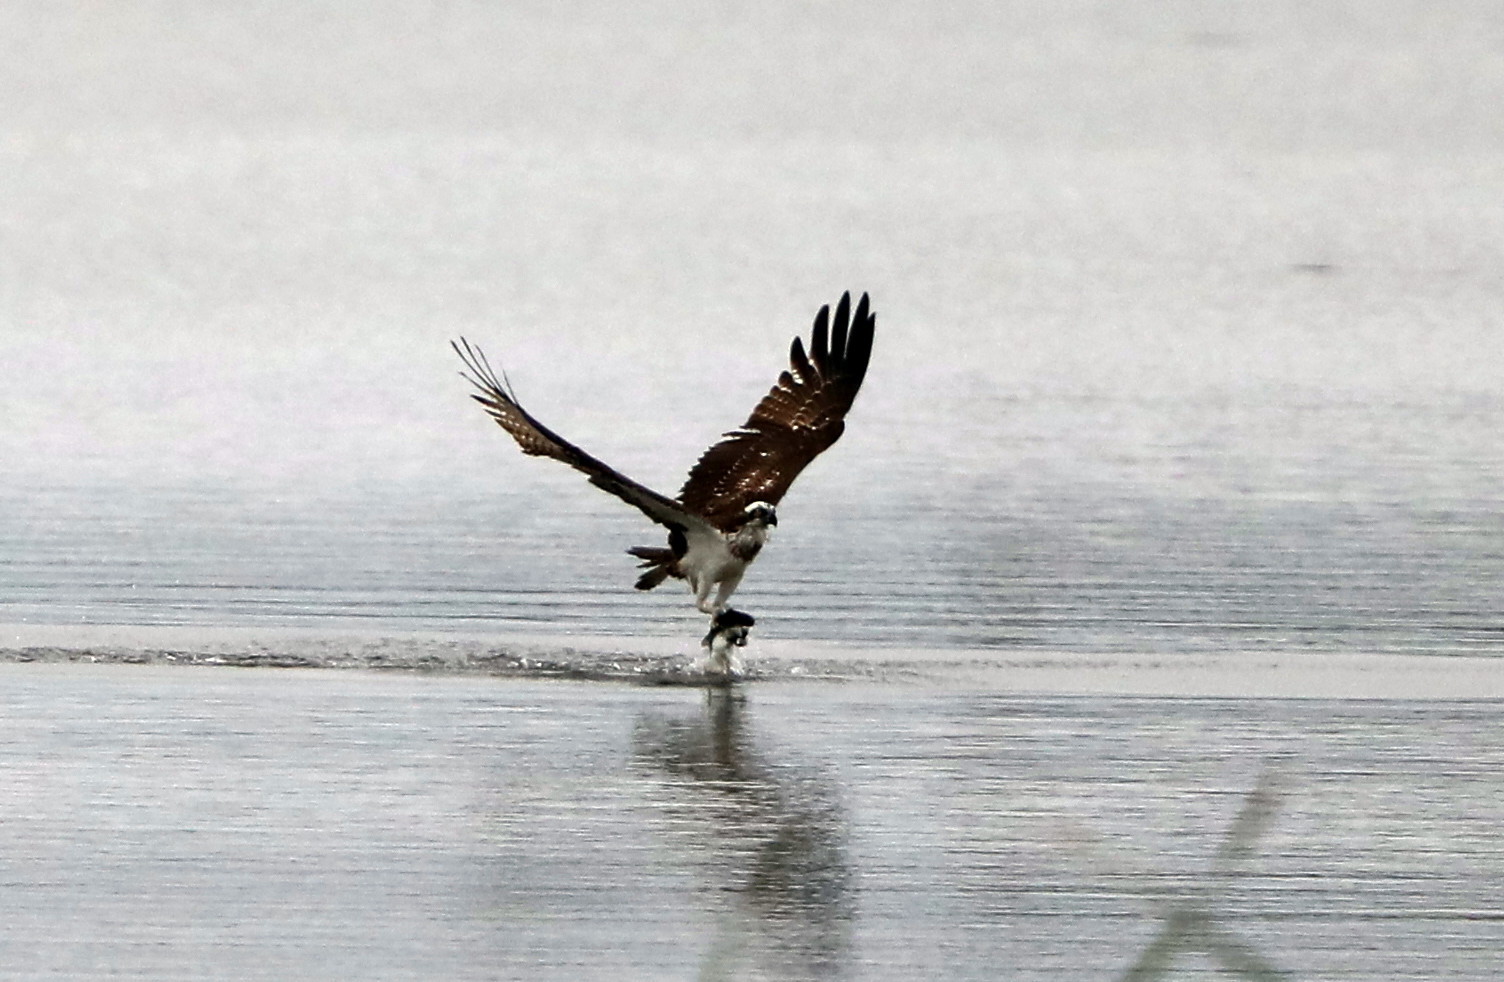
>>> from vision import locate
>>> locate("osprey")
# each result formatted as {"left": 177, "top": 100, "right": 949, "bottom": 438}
{"left": 453, "top": 292, "right": 875, "bottom": 658}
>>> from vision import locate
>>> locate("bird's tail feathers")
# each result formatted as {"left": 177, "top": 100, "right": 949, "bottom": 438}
{"left": 627, "top": 546, "right": 679, "bottom": 590}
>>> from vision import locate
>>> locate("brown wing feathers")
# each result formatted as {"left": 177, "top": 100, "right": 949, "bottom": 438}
{"left": 454, "top": 292, "right": 874, "bottom": 535}
{"left": 676, "top": 292, "right": 875, "bottom": 530}
{"left": 451, "top": 338, "right": 694, "bottom": 532}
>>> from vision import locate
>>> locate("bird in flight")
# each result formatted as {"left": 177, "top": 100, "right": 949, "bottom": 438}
{"left": 453, "top": 292, "right": 875, "bottom": 668}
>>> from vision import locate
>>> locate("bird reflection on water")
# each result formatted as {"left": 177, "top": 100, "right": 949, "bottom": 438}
{"left": 633, "top": 690, "right": 854, "bottom": 981}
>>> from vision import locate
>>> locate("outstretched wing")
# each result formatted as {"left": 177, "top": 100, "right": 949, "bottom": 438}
{"left": 453, "top": 338, "right": 709, "bottom": 535}
{"left": 678, "top": 292, "right": 875, "bottom": 531}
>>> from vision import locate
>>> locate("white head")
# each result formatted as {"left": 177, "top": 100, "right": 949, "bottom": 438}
{"left": 741, "top": 501, "right": 778, "bottom": 528}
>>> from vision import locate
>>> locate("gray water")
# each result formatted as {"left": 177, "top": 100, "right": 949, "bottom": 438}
{"left": 3, "top": 4, "right": 1504, "bottom": 978}
{"left": 2, "top": 664, "right": 1500, "bottom": 981}
{"left": 4, "top": 1, "right": 1504, "bottom": 653}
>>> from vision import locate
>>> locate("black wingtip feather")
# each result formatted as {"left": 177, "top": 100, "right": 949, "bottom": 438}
{"left": 789, "top": 335, "right": 813, "bottom": 382}
{"left": 829, "top": 292, "right": 850, "bottom": 373}
{"left": 853, "top": 292, "right": 870, "bottom": 331}
{"left": 845, "top": 298, "right": 875, "bottom": 398}
{"left": 453, "top": 337, "right": 523, "bottom": 410}
{"left": 810, "top": 304, "right": 830, "bottom": 373}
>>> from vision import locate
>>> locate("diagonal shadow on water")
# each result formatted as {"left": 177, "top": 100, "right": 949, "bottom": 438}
{"left": 1094, "top": 768, "right": 1293, "bottom": 981}
{"left": 632, "top": 690, "right": 854, "bottom": 982}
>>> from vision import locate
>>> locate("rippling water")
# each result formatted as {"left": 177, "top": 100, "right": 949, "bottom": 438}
{"left": 3, "top": 4, "right": 1504, "bottom": 978}
{"left": 5, "top": 6, "right": 1504, "bottom": 654}
{"left": 2, "top": 665, "right": 1499, "bottom": 981}
{"left": 4, "top": 385, "right": 1502, "bottom": 652}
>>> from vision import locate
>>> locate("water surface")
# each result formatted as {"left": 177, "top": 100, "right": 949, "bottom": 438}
{"left": 1, "top": 664, "right": 1498, "bottom": 981}
{"left": 4, "top": 3, "right": 1504, "bottom": 655}
{"left": 2, "top": 6, "right": 1502, "bottom": 977}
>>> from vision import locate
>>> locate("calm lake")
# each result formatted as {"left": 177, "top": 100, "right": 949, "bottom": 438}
{"left": 3, "top": 2, "right": 1503, "bottom": 978}
{"left": 1, "top": 665, "right": 1500, "bottom": 981}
